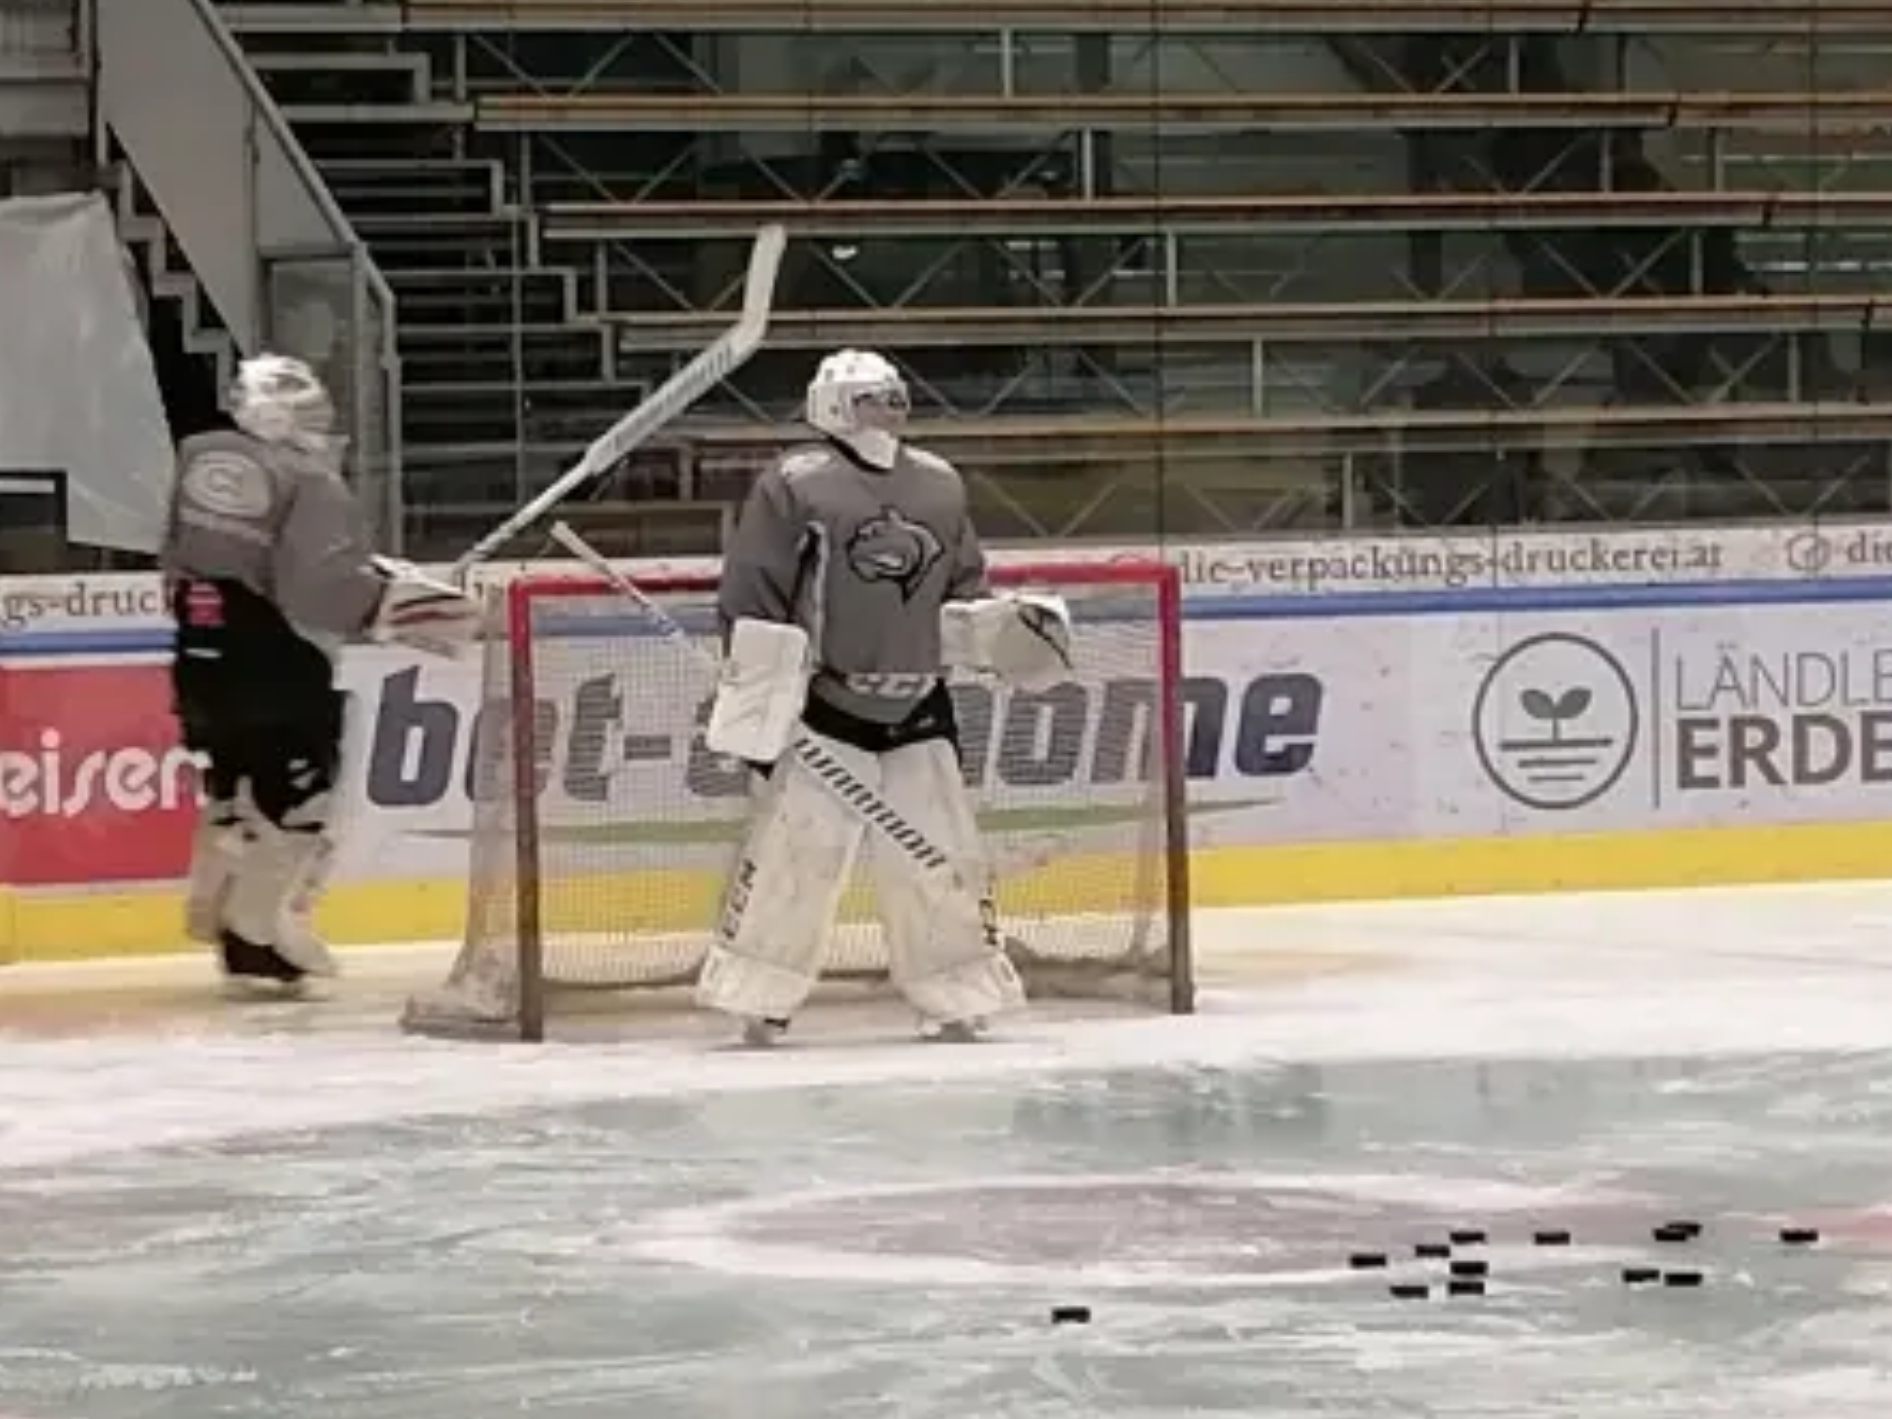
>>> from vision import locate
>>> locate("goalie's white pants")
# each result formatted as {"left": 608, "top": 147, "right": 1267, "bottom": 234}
{"left": 696, "top": 732, "right": 1025, "bottom": 1026}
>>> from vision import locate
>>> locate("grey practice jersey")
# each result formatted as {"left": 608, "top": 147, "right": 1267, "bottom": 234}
{"left": 161, "top": 430, "right": 386, "bottom": 648}
{"left": 719, "top": 441, "right": 988, "bottom": 725}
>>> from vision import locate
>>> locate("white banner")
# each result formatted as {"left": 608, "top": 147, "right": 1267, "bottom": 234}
{"left": 0, "top": 192, "right": 172, "bottom": 554}
{"left": 278, "top": 585, "right": 1892, "bottom": 887}
{"left": 12, "top": 522, "right": 1892, "bottom": 643}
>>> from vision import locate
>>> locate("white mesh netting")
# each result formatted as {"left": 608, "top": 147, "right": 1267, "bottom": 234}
{"left": 402, "top": 564, "right": 1188, "bottom": 1037}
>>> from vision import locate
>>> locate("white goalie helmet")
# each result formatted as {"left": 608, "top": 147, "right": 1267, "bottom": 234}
{"left": 805, "top": 348, "right": 909, "bottom": 470}
{"left": 228, "top": 353, "right": 337, "bottom": 454}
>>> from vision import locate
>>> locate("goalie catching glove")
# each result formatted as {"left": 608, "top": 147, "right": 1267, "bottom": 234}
{"left": 706, "top": 618, "right": 811, "bottom": 764}
{"left": 940, "top": 593, "right": 1073, "bottom": 689}
{"left": 370, "top": 556, "right": 480, "bottom": 658}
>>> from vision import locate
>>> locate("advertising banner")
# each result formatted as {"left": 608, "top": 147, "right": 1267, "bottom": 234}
{"left": 8, "top": 561, "right": 1892, "bottom": 911}
{"left": 0, "top": 660, "right": 200, "bottom": 885}
{"left": 9, "top": 518, "right": 1892, "bottom": 647}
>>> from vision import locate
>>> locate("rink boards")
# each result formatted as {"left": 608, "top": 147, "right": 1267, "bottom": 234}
{"left": 8, "top": 528, "right": 1892, "bottom": 963}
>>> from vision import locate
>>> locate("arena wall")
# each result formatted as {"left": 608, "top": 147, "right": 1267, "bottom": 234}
{"left": 6, "top": 522, "right": 1892, "bottom": 964}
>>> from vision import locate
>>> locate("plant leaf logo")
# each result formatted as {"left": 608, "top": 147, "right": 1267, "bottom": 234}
{"left": 1472, "top": 633, "right": 1639, "bottom": 811}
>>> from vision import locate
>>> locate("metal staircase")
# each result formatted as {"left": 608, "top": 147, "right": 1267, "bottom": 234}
{"left": 111, "top": 158, "right": 239, "bottom": 395}
{"left": 218, "top": 7, "right": 618, "bottom": 518}
{"left": 215, "top": 2, "right": 727, "bottom": 553}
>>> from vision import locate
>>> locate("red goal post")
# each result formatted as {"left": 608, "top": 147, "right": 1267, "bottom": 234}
{"left": 402, "top": 559, "right": 1193, "bottom": 1041}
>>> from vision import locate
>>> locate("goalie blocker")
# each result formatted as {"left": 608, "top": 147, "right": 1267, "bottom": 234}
{"left": 401, "top": 562, "right": 1192, "bottom": 1042}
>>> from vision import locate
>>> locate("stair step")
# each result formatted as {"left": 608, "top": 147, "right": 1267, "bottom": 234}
{"left": 323, "top": 159, "right": 501, "bottom": 206}
{"left": 354, "top": 211, "right": 524, "bottom": 232}
{"left": 222, "top": 4, "right": 405, "bottom": 34}
{"left": 404, "top": 377, "right": 648, "bottom": 402}
{"left": 252, "top": 51, "right": 425, "bottom": 76}
{"left": 280, "top": 101, "right": 472, "bottom": 126}
{"left": 401, "top": 321, "right": 603, "bottom": 342}
{"left": 385, "top": 266, "right": 571, "bottom": 289}
{"left": 400, "top": 325, "right": 611, "bottom": 383}
{"left": 320, "top": 157, "right": 500, "bottom": 177}
{"left": 252, "top": 51, "right": 428, "bottom": 105}
{"left": 334, "top": 187, "right": 499, "bottom": 217}
{"left": 300, "top": 130, "right": 466, "bottom": 164}
{"left": 398, "top": 289, "right": 573, "bottom": 322}
{"left": 404, "top": 351, "right": 611, "bottom": 383}
{"left": 372, "top": 243, "right": 526, "bottom": 272}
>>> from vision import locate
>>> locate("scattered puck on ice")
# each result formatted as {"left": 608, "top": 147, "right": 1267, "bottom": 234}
{"left": 1348, "top": 1252, "right": 1390, "bottom": 1270}
{"left": 1664, "top": 1221, "right": 1703, "bottom": 1239}
{"left": 1450, "top": 1260, "right": 1490, "bottom": 1278}
{"left": 1447, "top": 1279, "right": 1487, "bottom": 1297}
{"left": 1415, "top": 1243, "right": 1453, "bottom": 1259}
{"left": 1051, "top": 1305, "right": 1092, "bottom": 1325}
{"left": 1390, "top": 1283, "right": 1431, "bottom": 1300}
{"left": 1780, "top": 1227, "right": 1821, "bottom": 1246}
{"left": 1622, "top": 1267, "right": 1661, "bottom": 1285}
{"left": 1663, "top": 1271, "right": 1705, "bottom": 1289}
{"left": 1533, "top": 1230, "right": 1573, "bottom": 1246}
{"left": 1449, "top": 1229, "right": 1488, "bottom": 1246}
{"left": 1653, "top": 1224, "right": 1697, "bottom": 1244}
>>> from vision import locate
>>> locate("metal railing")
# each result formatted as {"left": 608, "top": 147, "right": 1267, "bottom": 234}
{"left": 96, "top": 0, "right": 405, "bottom": 546}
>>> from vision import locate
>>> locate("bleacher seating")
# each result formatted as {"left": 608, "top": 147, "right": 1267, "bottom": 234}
{"left": 206, "top": 0, "right": 1892, "bottom": 545}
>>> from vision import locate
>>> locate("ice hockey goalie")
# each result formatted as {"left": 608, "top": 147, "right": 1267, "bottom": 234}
{"left": 696, "top": 349, "right": 1072, "bottom": 1046}
{"left": 161, "top": 355, "right": 477, "bottom": 990}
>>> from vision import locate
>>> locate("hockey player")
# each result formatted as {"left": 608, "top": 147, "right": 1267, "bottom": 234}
{"left": 696, "top": 349, "right": 1073, "bottom": 1045}
{"left": 163, "top": 354, "right": 477, "bottom": 989}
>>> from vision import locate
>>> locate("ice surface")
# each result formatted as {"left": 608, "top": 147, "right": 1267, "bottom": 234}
{"left": 5, "top": 885, "right": 1892, "bottom": 1417}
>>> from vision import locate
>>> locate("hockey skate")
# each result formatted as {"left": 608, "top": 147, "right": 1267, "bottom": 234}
{"left": 740, "top": 1016, "right": 791, "bottom": 1048}
{"left": 922, "top": 1017, "right": 988, "bottom": 1044}
{"left": 218, "top": 929, "right": 311, "bottom": 998}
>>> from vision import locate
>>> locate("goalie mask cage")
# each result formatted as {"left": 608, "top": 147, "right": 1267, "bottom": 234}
{"left": 403, "top": 561, "right": 1192, "bottom": 1041}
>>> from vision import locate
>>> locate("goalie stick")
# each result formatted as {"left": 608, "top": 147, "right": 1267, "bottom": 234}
{"left": 547, "top": 520, "right": 1004, "bottom": 915}
{"left": 451, "top": 225, "right": 787, "bottom": 579}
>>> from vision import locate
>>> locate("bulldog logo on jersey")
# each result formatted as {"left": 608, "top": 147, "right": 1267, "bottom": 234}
{"left": 846, "top": 509, "right": 943, "bottom": 600}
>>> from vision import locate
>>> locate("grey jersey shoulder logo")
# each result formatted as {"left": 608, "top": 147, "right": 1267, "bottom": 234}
{"left": 182, "top": 449, "right": 274, "bottom": 521}
{"left": 845, "top": 508, "right": 943, "bottom": 601}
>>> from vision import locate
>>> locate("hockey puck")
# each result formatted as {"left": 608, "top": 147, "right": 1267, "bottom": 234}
{"left": 1447, "top": 1279, "right": 1487, "bottom": 1297}
{"left": 1664, "top": 1220, "right": 1703, "bottom": 1239}
{"left": 1450, "top": 1259, "right": 1490, "bottom": 1278}
{"left": 1653, "top": 1224, "right": 1697, "bottom": 1244}
{"left": 1780, "top": 1227, "right": 1821, "bottom": 1246}
{"left": 1415, "top": 1242, "right": 1453, "bottom": 1259}
{"left": 1348, "top": 1252, "right": 1390, "bottom": 1270}
{"left": 1449, "top": 1229, "right": 1489, "bottom": 1246}
{"left": 1622, "top": 1267, "right": 1661, "bottom": 1285}
{"left": 1663, "top": 1271, "right": 1705, "bottom": 1289}
{"left": 1390, "top": 1283, "right": 1431, "bottom": 1300}
{"left": 1533, "top": 1229, "right": 1573, "bottom": 1246}
{"left": 1051, "top": 1305, "right": 1092, "bottom": 1325}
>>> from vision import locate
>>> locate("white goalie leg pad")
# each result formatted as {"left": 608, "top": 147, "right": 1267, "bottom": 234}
{"left": 222, "top": 788, "right": 340, "bottom": 977}
{"left": 705, "top": 618, "right": 809, "bottom": 764}
{"left": 940, "top": 594, "right": 1074, "bottom": 690}
{"left": 872, "top": 738, "right": 1026, "bottom": 1025}
{"left": 696, "top": 738, "right": 866, "bottom": 1020}
{"left": 275, "top": 831, "right": 341, "bottom": 978}
{"left": 184, "top": 796, "right": 247, "bottom": 945}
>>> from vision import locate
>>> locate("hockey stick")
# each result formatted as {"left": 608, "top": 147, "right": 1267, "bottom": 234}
{"left": 547, "top": 521, "right": 981, "bottom": 898}
{"left": 451, "top": 225, "right": 788, "bottom": 579}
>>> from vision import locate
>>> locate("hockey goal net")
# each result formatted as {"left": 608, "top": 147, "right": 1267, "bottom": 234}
{"left": 402, "top": 560, "right": 1192, "bottom": 1040}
